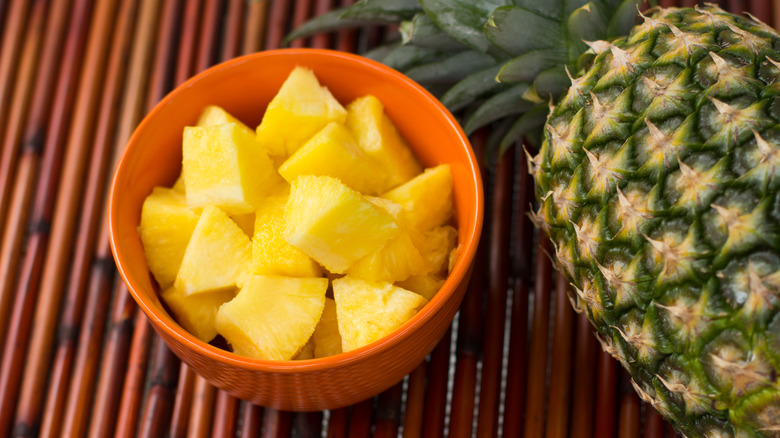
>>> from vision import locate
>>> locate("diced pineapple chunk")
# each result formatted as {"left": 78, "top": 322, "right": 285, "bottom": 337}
{"left": 395, "top": 275, "right": 445, "bottom": 301}
{"left": 346, "top": 197, "right": 428, "bottom": 283}
{"left": 183, "top": 123, "right": 282, "bottom": 215}
{"left": 284, "top": 175, "right": 399, "bottom": 273}
{"left": 420, "top": 225, "right": 458, "bottom": 275}
{"left": 139, "top": 187, "right": 200, "bottom": 289}
{"left": 252, "top": 195, "right": 322, "bottom": 277}
{"left": 196, "top": 105, "right": 254, "bottom": 135}
{"left": 231, "top": 213, "right": 255, "bottom": 237}
{"left": 172, "top": 175, "right": 186, "bottom": 193}
{"left": 161, "top": 285, "right": 235, "bottom": 342}
{"left": 346, "top": 95, "right": 422, "bottom": 191}
{"left": 256, "top": 66, "right": 347, "bottom": 161}
{"left": 175, "top": 205, "right": 252, "bottom": 295}
{"left": 216, "top": 275, "right": 328, "bottom": 360}
{"left": 333, "top": 276, "right": 427, "bottom": 352}
{"left": 382, "top": 164, "right": 453, "bottom": 232}
{"left": 295, "top": 340, "right": 315, "bottom": 360}
{"left": 311, "top": 298, "right": 342, "bottom": 358}
{"left": 278, "top": 122, "right": 387, "bottom": 195}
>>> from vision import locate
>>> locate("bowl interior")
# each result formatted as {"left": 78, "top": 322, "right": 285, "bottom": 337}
{"left": 110, "top": 49, "right": 483, "bottom": 369}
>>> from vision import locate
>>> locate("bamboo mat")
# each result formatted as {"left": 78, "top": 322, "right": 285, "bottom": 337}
{"left": 0, "top": 0, "right": 776, "bottom": 437}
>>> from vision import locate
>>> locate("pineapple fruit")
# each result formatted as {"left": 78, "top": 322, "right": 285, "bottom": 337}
{"left": 174, "top": 205, "right": 252, "bottom": 296}
{"left": 139, "top": 72, "right": 458, "bottom": 363}
{"left": 295, "top": 1, "right": 780, "bottom": 436}
{"left": 182, "top": 123, "right": 281, "bottom": 214}
{"left": 138, "top": 187, "right": 200, "bottom": 289}
{"left": 283, "top": 175, "right": 400, "bottom": 273}
{"left": 251, "top": 194, "right": 322, "bottom": 278}
{"left": 278, "top": 122, "right": 387, "bottom": 194}
{"left": 161, "top": 285, "right": 235, "bottom": 343}
{"left": 382, "top": 164, "right": 453, "bottom": 232}
{"left": 346, "top": 95, "right": 422, "bottom": 191}
{"left": 310, "top": 298, "right": 342, "bottom": 358}
{"left": 333, "top": 276, "right": 428, "bottom": 352}
{"left": 215, "top": 275, "right": 327, "bottom": 360}
{"left": 256, "top": 66, "right": 347, "bottom": 162}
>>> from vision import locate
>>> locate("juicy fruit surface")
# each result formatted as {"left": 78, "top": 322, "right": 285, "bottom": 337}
{"left": 279, "top": 122, "right": 386, "bottom": 195}
{"left": 284, "top": 175, "right": 399, "bottom": 273}
{"left": 216, "top": 275, "right": 327, "bottom": 360}
{"left": 346, "top": 95, "right": 422, "bottom": 191}
{"left": 256, "top": 66, "right": 347, "bottom": 161}
{"left": 161, "top": 286, "right": 235, "bottom": 343}
{"left": 333, "top": 276, "right": 428, "bottom": 352}
{"left": 311, "top": 298, "right": 342, "bottom": 358}
{"left": 183, "top": 123, "right": 281, "bottom": 214}
{"left": 531, "top": 7, "right": 780, "bottom": 436}
{"left": 252, "top": 195, "right": 322, "bottom": 278}
{"left": 382, "top": 164, "right": 453, "bottom": 232}
{"left": 138, "top": 187, "right": 200, "bottom": 289}
{"left": 174, "top": 205, "right": 252, "bottom": 295}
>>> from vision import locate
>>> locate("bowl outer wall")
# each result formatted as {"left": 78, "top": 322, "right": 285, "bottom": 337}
{"left": 109, "top": 49, "right": 484, "bottom": 410}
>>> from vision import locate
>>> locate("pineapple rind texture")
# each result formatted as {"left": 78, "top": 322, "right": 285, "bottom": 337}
{"left": 532, "top": 6, "right": 780, "bottom": 436}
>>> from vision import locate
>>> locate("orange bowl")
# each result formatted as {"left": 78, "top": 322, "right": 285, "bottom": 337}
{"left": 109, "top": 48, "right": 483, "bottom": 411}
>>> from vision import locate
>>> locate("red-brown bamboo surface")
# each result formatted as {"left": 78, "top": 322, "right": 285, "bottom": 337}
{"left": 0, "top": 0, "right": 772, "bottom": 437}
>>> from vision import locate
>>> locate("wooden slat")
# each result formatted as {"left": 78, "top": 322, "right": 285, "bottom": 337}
{"left": 0, "top": 0, "right": 32, "bottom": 228}
{"left": 524, "top": 238, "right": 553, "bottom": 438}
{"left": 263, "top": 409, "right": 293, "bottom": 438}
{"left": 569, "top": 313, "right": 599, "bottom": 438}
{"left": 115, "top": 313, "right": 153, "bottom": 438}
{"left": 545, "top": 274, "right": 576, "bottom": 438}
{"left": 0, "top": 0, "right": 46, "bottom": 345}
{"left": 421, "top": 329, "right": 451, "bottom": 438}
{"left": 87, "top": 284, "right": 140, "bottom": 437}
{"left": 187, "top": 376, "right": 216, "bottom": 438}
{"left": 374, "top": 381, "right": 404, "bottom": 438}
{"left": 401, "top": 363, "right": 426, "bottom": 438}
{"left": 476, "top": 141, "right": 513, "bottom": 438}
{"left": 447, "top": 131, "right": 487, "bottom": 438}
{"left": 211, "top": 390, "right": 240, "bottom": 438}
{"left": 170, "top": 365, "right": 196, "bottom": 438}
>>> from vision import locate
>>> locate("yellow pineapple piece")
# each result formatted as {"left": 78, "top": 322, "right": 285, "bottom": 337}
{"left": 252, "top": 195, "right": 322, "bottom": 277}
{"left": 382, "top": 164, "right": 453, "bottom": 232}
{"left": 161, "top": 285, "right": 235, "bottom": 343}
{"left": 420, "top": 225, "right": 458, "bottom": 275}
{"left": 395, "top": 275, "right": 445, "bottom": 301}
{"left": 172, "top": 175, "right": 186, "bottom": 193}
{"left": 196, "top": 105, "right": 253, "bottom": 135}
{"left": 256, "top": 66, "right": 347, "bottom": 161}
{"left": 346, "top": 197, "right": 428, "bottom": 283}
{"left": 183, "top": 123, "right": 282, "bottom": 215}
{"left": 278, "top": 122, "right": 387, "bottom": 195}
{"left": 139, "top": 187, "right": 200, "bottom": 289}
{"left": 346, "top": 95, "right": 422, "bottom": 191}
{"left": 231, "top": 213, "right": 255, "bottom": 237}
{"left": 175, "top": 205, "right": 252, "bottom": 295}
{"left": 333, "top": 276, "right": 427, "bottom": 352}
{"left": 284, "top": 175, "right": 399, "bottom": 273}
{"left": 311, "top": 298, "right": 342, "bottom": 358}
{"left": 216, "top": 274, "right": 328, "bottom": 360}
{"left": 295, "top": 340, "right": 315, "bottom": 360}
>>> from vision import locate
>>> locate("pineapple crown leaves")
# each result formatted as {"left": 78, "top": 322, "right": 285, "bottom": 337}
{"left": 288, "top": 0, "right": 654, "bottom": 158}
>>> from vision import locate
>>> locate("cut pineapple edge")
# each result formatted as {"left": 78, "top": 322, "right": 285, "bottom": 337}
{"left": 137, "top": 65, "right": 460, "bottom": 360}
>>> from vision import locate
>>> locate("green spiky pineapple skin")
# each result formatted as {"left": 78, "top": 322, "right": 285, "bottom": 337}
{"left": 531, "top": 6, "right": 780, "bottom": 437}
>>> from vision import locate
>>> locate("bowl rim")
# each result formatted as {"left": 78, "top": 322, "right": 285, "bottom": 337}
{"left": 109, "top": 47, "right": 484, "bottom": 373}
